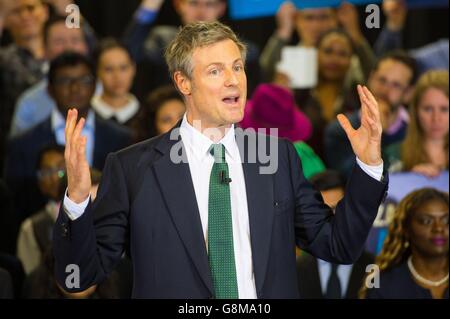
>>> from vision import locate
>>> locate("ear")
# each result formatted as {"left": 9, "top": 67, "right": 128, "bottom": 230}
{"left": 173, "top": 71, "right": 192, "bottom": 97}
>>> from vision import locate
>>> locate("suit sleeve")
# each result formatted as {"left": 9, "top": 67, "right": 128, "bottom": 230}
{"left": 53, "top": 152, "right": 130, "bottom": 292}
{"left": 287, "top": 140, "right": 388, "bottom": 264}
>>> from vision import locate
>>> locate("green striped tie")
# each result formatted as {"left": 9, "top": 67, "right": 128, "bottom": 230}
{"left": 208, "top": 143, "right": 239, "bottom": 299}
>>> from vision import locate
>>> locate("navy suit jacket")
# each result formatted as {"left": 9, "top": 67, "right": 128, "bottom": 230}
{"left": 53, "top": 126, "right": 388, "bottom": 298}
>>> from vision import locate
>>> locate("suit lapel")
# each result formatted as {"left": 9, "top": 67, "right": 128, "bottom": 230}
{"left": 152, "top": 129, "right": 214, "bottom": 295}
{"left": 237, "top": 130, "right": 274, "bottom": 295}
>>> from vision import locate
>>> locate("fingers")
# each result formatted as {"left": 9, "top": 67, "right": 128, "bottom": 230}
{"left": 65, "top": 108, "right": 77, "bottom": 150}
{"left": 337, "top": 113, "right": 355, "bottom": 137}
{"left": 358, "top": 85, "right": 381, "bottom": 128}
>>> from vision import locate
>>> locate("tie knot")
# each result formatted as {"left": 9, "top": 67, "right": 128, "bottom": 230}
{"left": 210, "top": 143, "right": 226, "bottom": 163}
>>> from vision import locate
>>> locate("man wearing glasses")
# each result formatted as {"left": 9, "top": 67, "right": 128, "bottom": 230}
{"left": 4, "top": 52, "right": 131, "bottom": 246}
{"left": 325, "top": 50, "right": 417, "bottom": 177}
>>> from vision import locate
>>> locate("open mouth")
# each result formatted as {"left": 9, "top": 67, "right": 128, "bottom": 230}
{"left": 222, "top": 96, "right": 240, "bottom": 105}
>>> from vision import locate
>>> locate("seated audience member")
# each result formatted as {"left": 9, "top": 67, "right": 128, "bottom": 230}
{"left": 363, "top": 188, "right": 448, "bottom": 299}
{"left": 374, "top": 0, "right": 448, "bottom": 76}
{"left": 260, "top": 2, "right": 375, "bottom": 86}
{"left": 324, "top": 50, "right": 417, "bottom": 177}
{"left": 240, "top": 83, "right": 326, "bottom": 179}
{"left": 10, "top": 15, "right": 95, "bottom": 137}
{"left": 133, "top": 85, "right": 186, "bottom": 142}
{"left": 17, "top": 144, "right": 66, "bottom": 275}
{"left": 385, "top": 70, "right": 448, "bottom": 177}
{"left": 297, "top": 171, "right": 374, "bottom": 299}
{"left": 292, "top": 29, "right": 359, "bottom": 156}
{"left": 92, "top": 38, "right": 140, "bottom": 129}
{"left": 4, "top": 52, "right": 132, "bottom": 236}
{"left": 0, "top": 0, "right": 48, "bottom": 137}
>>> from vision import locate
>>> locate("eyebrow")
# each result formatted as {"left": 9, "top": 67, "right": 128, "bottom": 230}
{"left": 206, "top": 59, "right": 244, "bottom": 68}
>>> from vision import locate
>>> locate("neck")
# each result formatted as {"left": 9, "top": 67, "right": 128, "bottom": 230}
{"left": 411, "top": 252, "right": 449, "bottom": 281}
{"left": 424, "top": 138, "right": 446, "bottom": 148}
{"left": 101, "top": 93, "right": 130, "bottom": 110}
{"left": 186, "top": 112, "right": 231, "bottom": 143}
{"left": 318, "top": 78, "right": 344, "bottom": 88}
{"left": 16, "top": 35, "right": 45, "bottom": 59}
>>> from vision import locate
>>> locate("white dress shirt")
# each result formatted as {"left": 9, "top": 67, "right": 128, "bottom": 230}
{"left": 317, "top": 259, "right": 353, "bottom": 297}
{"left": 63, "top": 113, "right": 383, "bottom": 299}
{"left": 91, "top": 94, "right": 139, "bottom": 124}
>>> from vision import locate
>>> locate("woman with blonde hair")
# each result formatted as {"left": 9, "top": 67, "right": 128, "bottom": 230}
{"left": 386, "top": 70, "right": 449, "bottom": 177}
{"left": 361, "top": 188, "right": 448, "bottom": 299}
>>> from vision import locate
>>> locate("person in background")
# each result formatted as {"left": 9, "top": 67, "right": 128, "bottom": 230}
{"left": 260, "top": 2, "right": 375, "bottom": 87}
{"left": 362, "top": 188, "right": 448, "bottom": 299}
{"left": 294, "top": 28, "right": 358, "bottom": 157}
{"left": 92, "top": 38, "right": 140, "bottom": 129}
{"left": 10, "top": 15, "right": 92, "bottom": 137}
{"left": 17, "top": 144, "right": 66, "bottom": 275}
{"left": 133, "top": 84, "right": 186, "bottom": 142}
{"left": 374, "top": 0, "right": 448, "bottom": 76}
{"left": 0, "top": 0, "right": 49, "bottom": 169}
{"left": 239, "top": 83, "right": 325, "bottom": 180}
{"left": 385, "top": 70, "right": 448, "bottom": 177}
{"left": 4, "top": 52, "right": 131, "bottom": 251}
{"left": 324, "top": 50, "right": 417, "bottom": 177}
{"left": 297, "top": 170, "right": 374, "bottom": 299}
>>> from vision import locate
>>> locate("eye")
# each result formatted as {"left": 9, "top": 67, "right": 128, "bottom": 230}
{"left": 234, "top": 64, "right": 244, "bottom": 72}
{"left": 209, "top": 68, "right": 220, "bottom": 76}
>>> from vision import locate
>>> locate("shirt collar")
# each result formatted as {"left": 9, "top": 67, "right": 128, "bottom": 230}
{"left": 51, "top": 107, "right": 95, "bottom": 132}
{"left": 91, "top": 94, "right": 139, "bottom": 123}
{"left": 180, "top": 113, "right": 239, "bottom": 162}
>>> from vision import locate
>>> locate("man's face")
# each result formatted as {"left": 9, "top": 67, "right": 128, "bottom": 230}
{"left": 46, "top": 21, "right": 88, "bottom": 60}
{"left": 48, "top": 64, "right": 95, "bottom": 118}
{"left": 176, "top": 39, "right": 247, "bottom": 130}
{"left": 321, "top": 187, "right": 344, "bottom": 214}
{"left": 295, "top": 8, "right": 337, "bottom": 47}
{"left": 175, "top": 0, "right": 226, "bottom": 25}
{"left": 368, "top": 59, "right": 413, "bottom": 111}
{"left": 5, "top": 0, "right": 48, "bottom": 42}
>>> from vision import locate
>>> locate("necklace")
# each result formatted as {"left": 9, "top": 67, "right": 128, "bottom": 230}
{"left": 407, "top": 256, "right": 449, "bottom": 287}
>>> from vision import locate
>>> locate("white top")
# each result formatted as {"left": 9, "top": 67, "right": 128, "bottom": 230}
{"left": 91, "top": 94, "right": 139, "bottom": 124}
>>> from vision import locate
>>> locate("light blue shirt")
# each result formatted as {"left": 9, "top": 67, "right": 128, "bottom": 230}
{"left": 51, "top": 107, "right": 95, "bottom": 167}
{"left": 317, "top": 259, "right": 353, "bottom": 297}
{"left": 10, "top": 78, "right": 102, "bottom": 137}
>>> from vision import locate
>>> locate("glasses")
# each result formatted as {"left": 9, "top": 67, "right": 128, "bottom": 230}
{"left": 52, "top": 75, "right": 95, "bottom": 88}
{"left": 373, "top": 75, "right": 407, "bottom": 92}
{"left": 37, "top": 167, "right": 66, "bottom": 180}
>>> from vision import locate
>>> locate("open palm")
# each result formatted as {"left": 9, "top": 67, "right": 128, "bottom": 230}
{"left": 337, "top": 85, "right": 383, "bottom": 166}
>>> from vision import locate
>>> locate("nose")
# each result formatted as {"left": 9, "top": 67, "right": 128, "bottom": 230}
{"left": 224, "top": 68, "right": 239, "bottom": 87}
{"left": 431, "top": 219, "right": 446, "bottom": 234}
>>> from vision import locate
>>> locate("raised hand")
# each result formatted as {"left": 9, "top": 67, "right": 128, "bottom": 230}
{"left": 65, "top": 109, "right": 92, "bottom": 203}
{"left": 276, "top": 1, "right": 297, "bottom": 41}
{"left": 337, "top": 85, "right": 383, "bottom": 166}
{"left": 383, "top": 0, "right": 407, "bottom": 31}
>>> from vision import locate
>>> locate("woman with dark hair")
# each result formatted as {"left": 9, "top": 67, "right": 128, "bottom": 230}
{"left": 133, "top": 85, "right": 185, "bottom": 142}
{"left": 361, "top": 188, "right": 449, "bottom": 299}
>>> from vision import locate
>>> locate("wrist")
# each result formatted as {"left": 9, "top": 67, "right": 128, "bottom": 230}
{"left": 276, "top": 27, "right": 292, "bottom": 41}
{"left": 67, "top": 189, "right": 90, "bottom": 204}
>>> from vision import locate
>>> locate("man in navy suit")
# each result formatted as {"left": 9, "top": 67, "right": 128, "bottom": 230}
{"left": 4, "top": 52, "right": 131, "bottom": 252}
{"left": 54, "top": 22, "right": 388, "bottom": 299}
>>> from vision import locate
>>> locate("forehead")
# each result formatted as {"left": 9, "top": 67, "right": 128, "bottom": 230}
{"left": 12, "top": 0, "right": 43, "bottom": 9}
{"left": 191, "top": 39, "right": 242, "bottom": 66}
{"left": 41, "top": 150, "right": 64, "bottom": 166}
{"left": 320, "top": 33, "right": 351, "bottom": 47}
{"left": 419, "top": 88, "right": 449, "bottom": 104}
{"left": 48, "top": 22, "right": 84, "bottom": 38}
{"left": 414, "top": 199, "right": 449, "bottom": 217}
{"left": 54, "top": 63, "right": 91, "bottom": 76}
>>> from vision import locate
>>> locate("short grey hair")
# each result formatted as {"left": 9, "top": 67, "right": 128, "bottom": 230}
{"left": 164, "top": 21, "right": 247, "bottom": 80}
